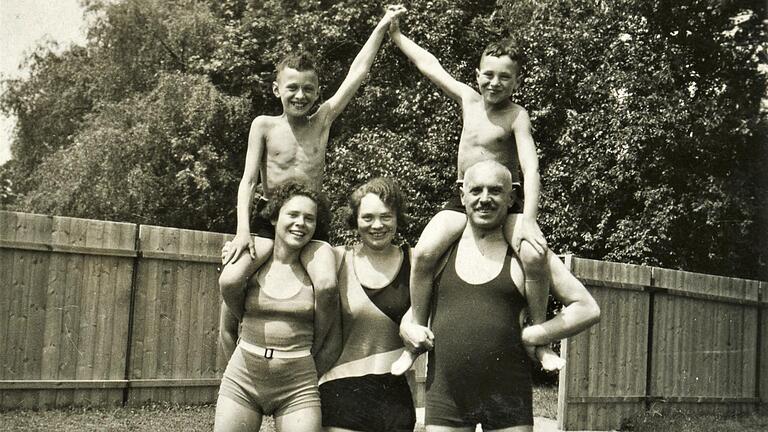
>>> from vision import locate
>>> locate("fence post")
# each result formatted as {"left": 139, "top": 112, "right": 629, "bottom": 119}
{"left": 644, "top": 269, "right": 657, "bottom": 409}
{"left": 122, "top": 223, "right": 141, "bottom": 405}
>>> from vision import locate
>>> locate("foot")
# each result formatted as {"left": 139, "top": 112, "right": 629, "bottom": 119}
{"left": 536, "top": 345, "right": 566, "bottom": 371}
{"left": 391, "top": 350, "right": 418, "bottom": 376}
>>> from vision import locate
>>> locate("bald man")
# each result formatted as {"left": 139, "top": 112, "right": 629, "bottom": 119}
{"left": 403, "top": 160, "right": 600, "bottom": 432}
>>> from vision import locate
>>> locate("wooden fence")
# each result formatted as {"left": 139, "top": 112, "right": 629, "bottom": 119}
{"left": 2, "top": 210, "right": 766, "bottom": 431}
{"left": 557, "top": 257, "right": 767, "bottom": 430}
{"left": 0, "top": 211, "right": 229, "bottom": 409}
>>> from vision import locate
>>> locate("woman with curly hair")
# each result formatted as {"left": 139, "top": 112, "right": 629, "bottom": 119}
{"left": 215, "top": 181, "right": 333, "bottom": 432}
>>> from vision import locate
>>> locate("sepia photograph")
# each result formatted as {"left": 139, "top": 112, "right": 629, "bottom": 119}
{"left": 1, "top": 1, "right": 766, "bottom": 431}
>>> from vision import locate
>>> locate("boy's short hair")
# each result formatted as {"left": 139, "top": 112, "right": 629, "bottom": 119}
{"left": 263, "top": 181, "right": 330, "bottom": 240}
{"left": 481, "top": 38, "right": 525, "bottom": 72}
{"left": 276, "top": 51, "right": 318, "bottom": 77}
{"left": 346, "top": 177, "right": 407, "bottom": 230}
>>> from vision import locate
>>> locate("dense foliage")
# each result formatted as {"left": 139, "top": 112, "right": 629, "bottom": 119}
{"left": 1, "top": 0, "right": 765, "bottom": 279}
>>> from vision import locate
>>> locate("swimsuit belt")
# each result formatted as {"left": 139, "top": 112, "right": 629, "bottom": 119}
{"left": 238, "top": 339, "right": 312, "bottom": 359}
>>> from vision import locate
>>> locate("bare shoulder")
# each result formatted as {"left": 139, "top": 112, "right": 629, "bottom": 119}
{"left": 508, "top": 103, "right": 530, "bottom": 127}
{"left": 252, "top": 114, "right": 282, "bottom": 129}
{"left": 249, "top": 115, "right": 280, "bottom": 137}
{"left": 460, "top": 89, "right": 484, "bottom": 107}
{"left": 332, "top": 245, "right": 349, "bottom": 272}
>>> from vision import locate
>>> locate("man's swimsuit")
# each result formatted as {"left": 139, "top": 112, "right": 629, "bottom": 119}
{"left": 319, "top": 245, "right": 416, "bottom": 432}
{"left": 426, "top": 242, "right": 533, "bottom": 429}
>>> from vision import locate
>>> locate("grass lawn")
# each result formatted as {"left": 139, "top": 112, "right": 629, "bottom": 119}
{"left": 5, "top": 386, "right": 765, "bottom": 431}
{"left": 619, "top": 408, "right": 768, "bottom": 432}
{"left": 0, "top": 385, "right": 560, "bottom": 431}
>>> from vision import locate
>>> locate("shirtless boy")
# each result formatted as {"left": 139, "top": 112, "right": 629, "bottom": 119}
{"left": 218, "top": 5, "right": 407, "bottom": 359}
{"left": 388, "top": 14, "right": 564, "bottom": 374}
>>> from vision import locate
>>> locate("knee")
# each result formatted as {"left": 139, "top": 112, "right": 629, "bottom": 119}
{"left": 412, "top": 244, "right": 441, "bottom": 270}
{"left": 519, "top": 242, "right": 548, "bottom": 276}
{"left": 218, "top": 267, "right": 246, "bottom": 297}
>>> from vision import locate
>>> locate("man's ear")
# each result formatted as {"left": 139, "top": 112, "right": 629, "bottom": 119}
{"left": 460, "top": 185, "right": 467, "bottom": 206}
{"left": 272, "top": 81, "right": 280, "bottom": 98}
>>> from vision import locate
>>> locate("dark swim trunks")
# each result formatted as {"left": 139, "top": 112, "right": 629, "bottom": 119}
{"left": 320, "top": 373, "right": 416, "bottom": 432}
{"left": 425, "top": 243, "right": 533, "bottom": 429}
{"left": 441, "top": 181, "right": 524, "bottom": 214}
{"left": 251, "top": 195, "right": 330, "bottom": 242}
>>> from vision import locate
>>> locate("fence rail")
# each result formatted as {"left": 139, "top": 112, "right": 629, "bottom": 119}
{"left": 2, "top": 210, "right": 766, "bottom": 431}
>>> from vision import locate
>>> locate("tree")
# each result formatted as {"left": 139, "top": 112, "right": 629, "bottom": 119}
{"left": 19, "top": 73, "right": 250, "bottom": 231}
{"left": 1, "top": 0, "right": 224, "bottom": 199}
{"left": 2, "top": 0, "right": 764, "bottom": 278}
{"left": 495, "top": 0, "right": 766, "bottom": 278}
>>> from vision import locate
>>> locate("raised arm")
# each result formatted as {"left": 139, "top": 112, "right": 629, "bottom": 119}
{"left": 222, "top": 117, "right": 267, "bottom": 264}
{"left": 389, "top": 17, "right": 474, "bottom": 103}
{"left": 512, "top": 108, "right": 547, "bottom": 253}
{"left": 319, "top": 7, "right": 405, "bottom": 122}
{"left": 521, "top": 253, "right": 601, "bottom": 345}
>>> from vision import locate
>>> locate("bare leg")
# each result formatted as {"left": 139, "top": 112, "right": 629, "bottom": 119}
{"left": 218, "top": 302, "right": 240, "bottom": 361}
{"left": 425, "top": 425, "right": 475, "bottom": 432}
{"left": 391, "top": 210, "right": 467, "bottom": 375}
{"left": 213, "top": 395, "right": 262, "bottom": 432}
{"left": 218, "top": 236, "right": 273, "bottom": 319}
{"left": 505, "top": 215, "right": 564, "bottom": 371}
{"left": 426, "top": 422, "right": 532, "bottom": 432}
{"left": 275, "top": 406, "right": 322, "bottom": 432}
{"left": 301, "top": 241, "right": 338, "bottom": 356}
{"left": 488, "top": 425, "right": 533, "bottom": 432}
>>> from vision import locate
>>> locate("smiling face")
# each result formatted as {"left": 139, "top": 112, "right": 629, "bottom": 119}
{"left": 273, "top": 67, "right": 320, "bottom": 117}
{"left": 273, "top": 195, "right": 317, "bottom": 250}
{"left": 461, "top": 162, "right": 514, "bottom": 231}
{"left": 357, "top": 193, "right": 397, "bottom": 251}
{"left": 475, "top": 54, "right": 520, "bottom": 106}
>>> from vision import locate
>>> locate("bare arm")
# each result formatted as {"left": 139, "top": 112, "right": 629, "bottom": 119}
{"left": 512, "top": 108, "right": 547, "bottom": 252}
{"left": 313, "top": 306, "right": 342, "bottom": 377}
{"left": 389, "top": 20, "right": 474, "bottom": 103}
{"left": 223, "top": 117, "right": 267, "bottom": 264}
{"left": 521, "top": 253, "right": 601, "bottom": 345}
{"left": 318, "top": 8, "right": 403, "bottom": 123}
{"left": 312, "top": 248, "right": 345, "bottom": 376}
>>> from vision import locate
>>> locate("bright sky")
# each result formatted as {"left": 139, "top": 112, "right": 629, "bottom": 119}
{"left": 0, "top": 0, "right": 87, "bottom": 165}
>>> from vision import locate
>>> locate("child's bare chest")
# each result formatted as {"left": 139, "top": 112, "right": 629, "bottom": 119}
{"left": 265, "top": 122, "right": 328, "bottom": 166}
{"left": 460, "top": 104, "right": 515, "bottom": 150}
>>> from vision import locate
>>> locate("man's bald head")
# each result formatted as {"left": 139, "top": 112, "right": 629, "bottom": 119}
{"left": 463, "top": 160, "right": 514, "bottom": 190}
